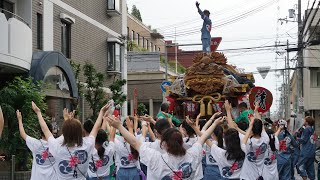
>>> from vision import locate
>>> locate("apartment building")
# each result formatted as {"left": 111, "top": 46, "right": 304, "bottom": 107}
{"left": 0, "top": 0, "right": 128, "bottom": 122}
{"left": 290, "top": 8, "right": 320, "bottom": 134}
{"left": 127, "top": 13, "right": 165, "bottom": 53}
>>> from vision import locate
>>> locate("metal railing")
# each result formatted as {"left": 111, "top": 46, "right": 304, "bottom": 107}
{"left": 0, "top": 8, "right": 30, "bottom": 27}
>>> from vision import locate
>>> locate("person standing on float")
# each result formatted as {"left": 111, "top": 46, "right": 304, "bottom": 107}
{"left": 196, "top": 1, "right": 212, "bottom": 54}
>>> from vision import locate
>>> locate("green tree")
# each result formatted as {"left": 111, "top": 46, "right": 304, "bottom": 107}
{"left": 83, "top": 63, "right": 108, "bottom": 120}
{"left": 131, "top": 5, "right": 142, "bottom": 22}
{"left": 70, "top": 61, "right": 84, "bottom": 117}
{"left": 109, "top": 79, "right": 127, "bottom": 106}
{"left": 137, "top": 103, "right": 147, "bottom": 116}
{"left": 0, "top": 77, "right": 47, "bottom": 170}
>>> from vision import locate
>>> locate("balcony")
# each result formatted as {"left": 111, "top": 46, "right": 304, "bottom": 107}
{"left": 0, "top": 10, "right": 32, "bottom": 74}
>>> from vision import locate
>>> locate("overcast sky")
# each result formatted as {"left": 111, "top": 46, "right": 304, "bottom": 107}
{"left": 127, "top": 0, "right": 311, "bottom": 114}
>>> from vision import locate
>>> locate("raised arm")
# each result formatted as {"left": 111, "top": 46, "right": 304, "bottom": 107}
{"left": 133, "top": 115, "right": 139, "bottom": 133}
{"left": 242, "top": 116, "right": 255, "bottom": 144}
{"left": 101, "top": 114, "right": 111, "bottom": 132}
{"left": 142, "top": 115, "right": 156, "bottom": 126}
{"left": 199, "top": 117, "right": 225, "bottom": 146}
{"left": 106, "top": 115, "right": 142, "bottom": 151}
{"left": 225, "top": 100, "right": 236, "bottom": 129}
{"left": 254, "top": 102, "right": 261, "bottom": 120}
{"left": 109, "top": 127, "right": 116, "bottom": 142}
{"left": 0, "top": 106, "right": 3, "bottom": 138}
{"left": 90, "top": 104, "right": 110, "bottom": 138}
{"left": 32, "top": 102, "right": 53, "bottom": 139}
{"left": 16, "top": 110, "right": 27, "bottom": 140}
{"left": 186, "top": 116, "right": 202, "bottom": 137}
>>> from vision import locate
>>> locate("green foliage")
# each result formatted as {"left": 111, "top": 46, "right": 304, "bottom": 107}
{"left": 131, "top": 5, "right": 142, "bottom": 22}
{"left": 109, "top": 79, "right": 127, "bottom": 106}
{"left": 70, "top": 61, "right": 84, "bottom": 117}
{"left": 160, "top": 56, "right": 186, "bottom": 74}
{"left": 83, "top": 63, "right": 109, "bottom": 120}
{"left": 127, "top": 40, "right": 148, "bottom": 52}
{"left": 137, "top": 103, "right": 147, "bottom": 116}
{"left": 0, "top": 77, "right": 47, "bottom": 170}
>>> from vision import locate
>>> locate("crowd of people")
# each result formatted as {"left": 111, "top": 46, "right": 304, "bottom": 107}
{"left": 0, "top": 100, "right": 317, "bottom": 180}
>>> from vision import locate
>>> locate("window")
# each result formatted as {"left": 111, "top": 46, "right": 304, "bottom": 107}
{"left": 61, "top": 22, "right": 71, "bottom": 58}
{"left": 0, "top": 0, "right": 14, "bottom": 20}
{"left": 132, "top": 30, "right": 135, "bottom": 41}
{"left": 37, "top": 13, "right": 43, "bottom": 50}
{"left": 311, "top": 69, "right": 320, "bottom": 88}
{"left": 150, "top": 42, "right": 153, "bottom": 51}
{"left": 107, "top": 0, "right": 120, "bottom": 11}
{"left": 108, "top": 42, "right": 121, "bottom": 72}
{"left": 127, "top": 27, "right": 130, "bottom": 40}
{"left": 146, "top": 39, "right": 149, "bottom": 50}
{"left": 137, "top": 33, "right": 140, "bottom": 46}
{"left": 158, "top": 47, "right": 161, "bottom": 52}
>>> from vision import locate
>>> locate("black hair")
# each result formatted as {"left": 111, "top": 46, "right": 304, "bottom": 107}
{"left": 122, "top": 118, "right": 139, "bottom": 160}
{"left": 238, "top": 102, "right": 248, "bottom": 109}
{"left": 161, "top": 128, "right": 186, "bottom": 156}
{"left": 83, "top": 119, "right": 94, "bottom": 134}
{"left": 213, "top": 125, "right": 224, "bottom": 148}
{"left": 160, "top": 103, "right": 169, "bottom": 112}
{"left": 266, "top": 129, "right": 276, "bottom": 152}
{"left": 237, "top": 121, "right": 248, "bottom": 131}
{"left": 199, "top": 119, "right": 207, "bottom": 131}
{"left": 96, "top": 129, "right": 108, "bottom": 159}
{"left": 155, "top": 118, "right": 171, "bottom": 135}
{"left": 224, "top": 128, "right": 245, "bottom": 162}
{"left": 182, "top": 120, "right": 196, "bottom": 138}
{"left": 41, "top": 122, "right": 53, "bottom": 137}
{"left": 252, "top": 119, "right": 263, "bottom": 136}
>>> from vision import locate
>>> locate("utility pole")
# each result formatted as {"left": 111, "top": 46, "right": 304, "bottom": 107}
{"left": 165, "top": 44, "right": 168, "bottom": 81}
{"left": 297, "top": 0, "right": 304, "bottom": 115}
{"left": 285, "top": 40, "right": 291, "bottom": 121}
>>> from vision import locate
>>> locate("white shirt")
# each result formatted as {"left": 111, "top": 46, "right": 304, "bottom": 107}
{"left": 48, "top": 135, "right": 95, "bottom": 180}
{"left": 114, "top": 135, "right": 140, "bottom": 170}
{"left": 26, "top": 136, "right": 57, "bottom": 180}
{"left": 262, "top": 136, "right": 279, "bottom": 180}
{"left": 204, "top": 141, "right": 218, "bottom": 166}
{"left": 211, "top": 144, "right": 245, "bottom": 179}
{"left": 183, "top": 136, "right": 203, "bottom": 179}
{"left": 87, "top": 141, "right": 115, "bottom": 178}
{"left": 141, "top": 139, "right": 166, "bottom": 180}
{"left": 139, "top": 142, "right": 203, "bottom": 180}
{"left": 240, "top": 130, "right": 270, "bottom": 180}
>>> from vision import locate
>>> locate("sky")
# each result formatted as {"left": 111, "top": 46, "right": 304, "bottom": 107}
{"left": 127, "top": 0, "right": 311, "bottom": 114}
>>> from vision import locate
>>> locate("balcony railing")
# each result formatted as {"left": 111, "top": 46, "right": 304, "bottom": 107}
{"left": 0, "top": 10, "right": 32, "bottom": 73}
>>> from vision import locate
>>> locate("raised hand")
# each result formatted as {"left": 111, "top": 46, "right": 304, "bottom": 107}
{"left": 100, "top": 103, "right": 111, "bottom": 115}
{"left": 63, "top": 108, "right": 75, "bottom": 121}
{"left": 106, "top": 116, "right": 122, "bottom": 129}
{"left": 16, "top": 110, "right": 22, "bottom": 123}
{"left": 254, "top": 101, "right": 260, "bottom": 112}
{"left": 125, "top": 116, "right": 134, "bottom": 132}
{"left": 186, "top": 116, "right": 196, "bottom": 128}
{"left": 210, "top": 111, "right": 222, "bottom": 121}
{"left": 196, "top": 1, "right": 200, "bottom": 8}
{"left": 31, "top": 101, "right": 40, "bottom": 113}
{"left": 224, "top": 100, "right": 232, "bottom": 112}
{"left": 213, "top": 116, "right": 225, "bottom": 125}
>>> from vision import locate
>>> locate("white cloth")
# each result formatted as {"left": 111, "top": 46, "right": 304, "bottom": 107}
{"left": 26, "top": 136, "right": 57, "bottom": 180}
{"left": 139, "top": 142, "right": 203, "bottom": 180}
{"left": 210, "top": 143, "right": 244, "bottom": 179}
{"left": 87, "top": 141, "right": 115, "bottom": 178}
{"left": 262, "top": 136, "right": 279, "bottom": 180}
{"left": 114, "top": 135, "right": 140, "bottom": 171}
{"left": 48, "top": 135, "right": 95, "bottom": 180}
{"left": 183, "top": 136, "right": 203, "bottom": 179}
{"left": 240, "top": 130, "right": 270, "bottom": 180}
{"left": 204, "top": 141, "right": 218, "bottom": 166}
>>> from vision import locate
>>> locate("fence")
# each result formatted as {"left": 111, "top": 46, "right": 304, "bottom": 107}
{"left": 0, "top": 155, "right": 31, "bottom": 180}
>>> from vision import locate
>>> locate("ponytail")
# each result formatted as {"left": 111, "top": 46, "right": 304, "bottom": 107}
{"left": 97, "top": 146, "right": 105, "bottom": 160}
{"left": 161, "top": 128, "right": 186, "bottom": 156}
{"left": 266, "top": 129, "right": 276, "bottom": 152}
{"left": 130, "top": 145, "right": 139, "bottom": 160}
{"left": 214, "top": 125, "right": 224, "bottom": 148}
{"left": 96, "top": 129, "right": 108, "bottom": 160}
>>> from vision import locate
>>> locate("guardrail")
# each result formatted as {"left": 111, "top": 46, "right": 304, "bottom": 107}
{"left": 0, "top": 8, "right": 29, "bottom": 27}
